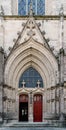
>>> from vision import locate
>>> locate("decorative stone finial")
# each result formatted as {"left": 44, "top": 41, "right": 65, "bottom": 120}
{"left": 46, "top": 38, "right": 50, "bottom": 42}
{"left": 59, "top": 4, "right": 64, "bottom": 16}
{"left": 0, "top": 5, "right": 4, "bottom": 16}
{"left": 13, "top": 39, "right": 16, "bottom": 42}
{"left": 29, "top": 0, "right": 33, "bottom": 16}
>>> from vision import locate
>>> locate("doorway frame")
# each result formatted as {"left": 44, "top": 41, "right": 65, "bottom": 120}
{"left": 17, "top": 89, "right": 44, "bottom": 122}
{"left": 19, "top": 94, "right": 29, "bottom": 122}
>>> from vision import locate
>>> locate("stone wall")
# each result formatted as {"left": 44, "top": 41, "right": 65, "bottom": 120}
{"left": 0, "top": 47, "right": 4, "bottom": 122}
{"left": 1, "top": 16, "right": 66, "bottom": 56}
{"left": 3, "top": 85, "right": 16, "bottom": 120}
{"left": 45, "top": 0, "right": 66, "bottom": 15}
{"left": 0, "top": 0, "right": 12, "bottom": 15}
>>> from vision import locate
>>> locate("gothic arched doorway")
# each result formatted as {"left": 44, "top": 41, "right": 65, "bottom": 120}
{"left": 19, "top": 94, "right": 28, "bottom": 122}
{"left": 19, "top": 67, "right": 43, "bottom": 122}
{"left": 33, "top": 94, "right": 42, "bottom": 122}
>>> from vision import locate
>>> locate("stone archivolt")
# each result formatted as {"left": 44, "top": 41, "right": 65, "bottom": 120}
{"left": 4, "top": 15, "right": 58, "bottom": 89}
{"left": 4, "top": 37, "right": 58, "bottom": 89}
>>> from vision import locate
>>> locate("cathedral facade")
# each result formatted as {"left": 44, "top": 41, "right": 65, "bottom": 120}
{"left": 0, "top": 0, "right": 66, "bottom": 124}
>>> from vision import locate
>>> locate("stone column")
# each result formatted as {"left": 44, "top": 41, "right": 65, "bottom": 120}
{"left": 58, "top": 5, "right": 65, "bottom": 126}
{"left": 15, "top": 94, "right": 19, "bottom": 121}
{"left": 59, "top": 49, "right": 64, "bottom": 120}
{"left": 29, "top": 92, "right": 33, "bottom": 122}
{"left": 43, "top": 94, "right": 45, "bottom": 121}
{"left": 0, "top": 47, "right": 4, "bottom": 122}
{"left": 43, "top": 89, "right": 46, "bottom": 119}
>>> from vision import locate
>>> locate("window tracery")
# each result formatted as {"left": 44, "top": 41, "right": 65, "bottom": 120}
{"left": 18, "top": 0, "right": 45, "bottom": 15}
{"left": 19, "top": 67, "right": 43, "bottom": 88}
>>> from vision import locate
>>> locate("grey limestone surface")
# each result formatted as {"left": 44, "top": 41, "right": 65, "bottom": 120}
{"left": 0, "top": 127, "right": 66, "bottom": 130}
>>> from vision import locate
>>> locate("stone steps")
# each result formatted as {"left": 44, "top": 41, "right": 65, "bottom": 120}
{"left": 4, "top": 122, "right": 56, "bottom": 128}
{"left": 1, "top": 122, "right": 66, "bottom": 130}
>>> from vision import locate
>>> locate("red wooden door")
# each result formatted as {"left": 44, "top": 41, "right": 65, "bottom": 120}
{"left": 33, "top": 94, "right": 42, "bottom": 122}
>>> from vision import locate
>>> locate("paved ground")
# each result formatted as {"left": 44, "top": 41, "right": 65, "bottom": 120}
{"left": 0, "top": 127, "right": 66, "bottom": 130}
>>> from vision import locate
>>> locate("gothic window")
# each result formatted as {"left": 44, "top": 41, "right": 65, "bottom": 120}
{"left": 18, "top": 0, "right": 26, "bottom": 15}
{"left": 28, "top": 0, "right": 35, "bottom": 15}
{"left": 19, "top": 67, "right": 43, "bottom": 88}
{"left": 18, "top": 0, "right": 45, "bottom": 16}
{"left": 37, "top": 0, "right": 45, "bottom": 15}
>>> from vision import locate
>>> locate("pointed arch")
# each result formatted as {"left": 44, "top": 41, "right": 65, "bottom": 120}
{"left": 4, "top": 39, "right": 58, "bottom": 89}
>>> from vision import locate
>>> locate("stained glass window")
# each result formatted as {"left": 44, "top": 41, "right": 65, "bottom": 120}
{"left": 18, "top": 0, "right": 45, "bottom": 16}
{"left": 28, "top": 0, "right": 35, "bottom": 15}
{"left": 19, "top": 67, "right": 43, "bottom": 88}
{"left": 37, "top": 0, "right": 45, "bottom": 15}
{"left": 18, "top": 0, "right": 26, "bottom": 15}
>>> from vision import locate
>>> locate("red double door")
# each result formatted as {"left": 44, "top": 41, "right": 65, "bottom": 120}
{"left": 33, "top": 94, "right": 42, "bottom": 122}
